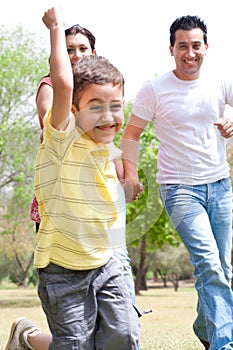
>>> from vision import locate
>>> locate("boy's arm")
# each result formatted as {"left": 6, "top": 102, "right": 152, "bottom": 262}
{"left": 114, "top": 157, "right": 143, "bottom": 203}
{"left": 42, "top": 7, "right": 73, "bottom": 130}
{"left": 114, "top": 158, "right": 124, "bottom": 182}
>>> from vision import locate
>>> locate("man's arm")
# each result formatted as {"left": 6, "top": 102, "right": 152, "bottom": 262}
{"left": 121, "top": 114, "right": 148, "bottom": 202}
{"left": 42, "top": 7, "right": 73, "bottom": 130}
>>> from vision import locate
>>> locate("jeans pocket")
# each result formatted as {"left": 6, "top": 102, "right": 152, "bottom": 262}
{"left": 220, "top": 177, "right": 232, "bottom": 191}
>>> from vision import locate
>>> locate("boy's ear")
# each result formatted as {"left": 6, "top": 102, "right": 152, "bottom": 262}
{"left": 71, "top": 104, "right": 78, "bottom": 115}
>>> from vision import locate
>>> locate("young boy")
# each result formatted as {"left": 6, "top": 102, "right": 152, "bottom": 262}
{"left": 5, "top": 7, "right": 140, "bottom": 350}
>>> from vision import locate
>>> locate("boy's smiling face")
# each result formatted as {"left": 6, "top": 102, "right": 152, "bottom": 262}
{"left": 73, "top": 83, "right": 124, "bottom": 144}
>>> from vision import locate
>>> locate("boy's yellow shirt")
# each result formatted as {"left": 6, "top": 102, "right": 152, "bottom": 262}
{"left": 34, "top": 110, "right": 125, "bottom": 270}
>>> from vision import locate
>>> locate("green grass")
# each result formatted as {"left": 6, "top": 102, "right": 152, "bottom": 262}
{"left": 0, "top": 285, "right": 203, "bottom": 350}
{"left": 138, "top": 286, "right": 202, "bottom": 349}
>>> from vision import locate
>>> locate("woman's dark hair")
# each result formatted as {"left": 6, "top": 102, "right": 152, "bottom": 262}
{"left": 65, "top": 24, "right": 96, "bottom": 52}
{"left": 170, "top": 15, "right": 207, "bottom": 46}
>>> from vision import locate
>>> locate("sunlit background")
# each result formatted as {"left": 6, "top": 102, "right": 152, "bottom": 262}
{"left": 1, "top": 0, "right": 233, "bottom": 102}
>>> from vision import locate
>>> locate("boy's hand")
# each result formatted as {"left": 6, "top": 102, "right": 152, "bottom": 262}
{"left": 42, "top": 7, "right": 64, "bottom": 30}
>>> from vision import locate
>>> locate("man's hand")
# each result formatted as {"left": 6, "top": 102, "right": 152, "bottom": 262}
{"left": 214, "top": 118, "right": 233, "bottom": 138}
{"left": 121, "top": 179, "right": 144, "bottom": 203}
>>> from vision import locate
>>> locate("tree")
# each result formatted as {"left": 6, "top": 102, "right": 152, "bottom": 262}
{"left": 0, "top": 25, "right": 48, "bottom": 191}
{"left": 0, "top": 25, "right": 48, "bottom": 286}
{"left": 154, "top": 244, "right": 193, "bottom": 291}
{"left": 134, "top": 235, "right": 147, "bottom": 293}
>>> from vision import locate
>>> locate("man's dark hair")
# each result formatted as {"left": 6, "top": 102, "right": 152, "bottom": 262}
{"left": 169, "top": 15, "right": 207, "bottom": 46}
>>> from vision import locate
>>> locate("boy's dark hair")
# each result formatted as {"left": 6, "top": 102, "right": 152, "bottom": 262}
{"left": 169, "top": 15, "right": 207, "bottom": 46}
{"left": 72, "top": 55, "right": 124, "bottom": 109}
{"left": 65, "top": 24, "right": 96, "bottom": 52}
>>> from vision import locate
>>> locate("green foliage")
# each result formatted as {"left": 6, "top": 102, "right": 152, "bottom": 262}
{"left": 0, "top": 25, "right": 48, "bottom": 119}
{"left": 0, "top": 24, "right": 48, "bottom": 286}
{"left": 0, "top": 24, "right": 48, "bottom": 192}
{"left": 115, "top": 101, "right": 179, "bottom": 248}
{"left": 154, "top": 243, "right": 194, "bottom": 281}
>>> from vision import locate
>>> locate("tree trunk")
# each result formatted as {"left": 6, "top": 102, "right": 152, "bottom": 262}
{"left": 16, "top": 252, "right": 34, "bottom": 288}
{"left": 135, "top": 235, "right": 147, "bottom": 295}
{"left": 168, "top": 274, "right": 179, "bottom": 291}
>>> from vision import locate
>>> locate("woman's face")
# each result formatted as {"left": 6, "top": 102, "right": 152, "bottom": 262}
{"left": 66, "top": 33, "right": 96, "bottom": 68}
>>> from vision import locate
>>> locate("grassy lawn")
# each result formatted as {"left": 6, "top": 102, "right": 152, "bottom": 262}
{"left": 0, "top": 284, "right": 203, "bottom": 350}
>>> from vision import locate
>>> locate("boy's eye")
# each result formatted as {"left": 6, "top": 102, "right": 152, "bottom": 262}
{"left": 90, "top": 105, "right": 103, "bottom": 112}
{"left": 110, "top": 103, "right": 122, "bottom": 112}
{"left": 89, "top": 104, "right": 123, "bottom": 113}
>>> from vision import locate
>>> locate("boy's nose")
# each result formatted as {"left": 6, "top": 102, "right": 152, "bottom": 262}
{"left": 101, "top": 110, "right": 114, "bottom": 121}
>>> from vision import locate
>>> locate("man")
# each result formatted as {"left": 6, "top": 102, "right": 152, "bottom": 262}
{"left": 121, "top": 15, "right": 233, "bottom": 350}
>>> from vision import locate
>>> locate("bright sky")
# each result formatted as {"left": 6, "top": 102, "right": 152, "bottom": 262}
{"left": 1, "top": 0, "right": 233, "bottom": 101}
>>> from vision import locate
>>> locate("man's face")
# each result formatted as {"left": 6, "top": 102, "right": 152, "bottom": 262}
{"left": 169, "top": 28, "right": 208, "bottom": 80}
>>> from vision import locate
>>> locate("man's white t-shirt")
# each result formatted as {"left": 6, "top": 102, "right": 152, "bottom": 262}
{"left": 132, "top": 70, "right": 233, "bottom": 185}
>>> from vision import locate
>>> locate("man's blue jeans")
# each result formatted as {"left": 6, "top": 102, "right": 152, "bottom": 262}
{"left": 160, "top": 178, "right": 233, "bottom": 350}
